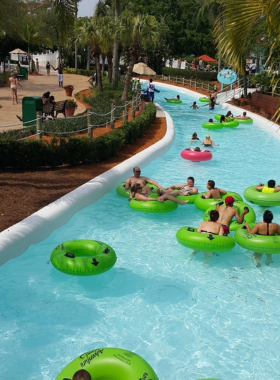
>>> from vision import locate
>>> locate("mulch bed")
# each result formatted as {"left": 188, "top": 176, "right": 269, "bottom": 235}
{"left": 0, "top": 117, "right": 166, "bottom": 232}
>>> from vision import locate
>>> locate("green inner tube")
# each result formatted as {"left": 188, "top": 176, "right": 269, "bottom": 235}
{"left": 50, "top": 240, "right": 117, "bottom": 276}
{"left": 199, "top": 97, "right": 210, "bottom": 102}
{"left": 176, "top": 226, "right": 235, "bottom": 253}
{"left": 116, "top": 182, "right": 158, "bottom": 198}
{"left": 243, "top": 185, "right": 280, "bottom": 207}
{"left": 55, "top": 347, "right": 158, "bottom": 380}
{"left": 214, "top": 114, "right": 232, "bottom": 122}
{"left": 166, "top": 99, "right": 182, "bottom": 103}
{"left": 129, "top": 193, "right": 178, "bottom": 213}
{"left": 234, "top": 117, "right": 253, "bottom": 123}
{"left": 176, "top": 192, "right": 200, "bottom": 205}
{"left": 203, "top": 200, "right": 256, "bottom": 231}
{"left": 202, "top": 122, "right": 223, "bottom": 129}
{"left": 222, "top": 120, "right": 239, "bottom": 128}
{"left": 194, "top": 191, "right": 243, "bottom": 211}
{"left": 234, "top": 223, "right": 280, "bottom": 254}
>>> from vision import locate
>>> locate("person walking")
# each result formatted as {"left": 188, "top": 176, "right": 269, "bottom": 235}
{"left": 52, "top": 64, "right": 64, "bottom": 87}
{"left": 9, "top": 73, "right": 22, "bottom": 105}
{"left": 36, "top": 58, "right": 39, "bottom": 73}
{"left": 46, "top": 61, "right": 51, "bottom": 75}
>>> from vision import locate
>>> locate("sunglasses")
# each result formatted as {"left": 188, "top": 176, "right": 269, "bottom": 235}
{"left": 135, "top": 170, "right": 141, "bottom": 173}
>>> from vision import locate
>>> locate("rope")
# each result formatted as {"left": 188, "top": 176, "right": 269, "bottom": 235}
{"left": 0, "top": 117, "right": 40, "bottom": 129}
{"left": 18, "top": 134, "right": 37, "bottom": 141}
{"left": 41, "top": 127, "right": 89, "bottom": 135}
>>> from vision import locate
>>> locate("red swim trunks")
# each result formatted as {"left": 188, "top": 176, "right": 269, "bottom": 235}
{"left": 222, "top": 224, "right": 229, "bottom": 235}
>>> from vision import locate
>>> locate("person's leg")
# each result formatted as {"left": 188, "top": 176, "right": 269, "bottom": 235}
{"left": 265, "top": 254, "right": 273, "bottom": 266}
{"left": 203, "top": 252, "right": 212, "bottom": 264}
{"left": 61, "top": 75, "right": 63, "bottom": 88}
{"left": 14, "top": 88, "right": 18, "bottom": 104}
{"left": 160, "top": 194, "right": 188, "bottom": 205}
{"left": 11, "top": 88, "right": 14, "bottom": 104}
{"left": 253, "top": 252, "right": 262, "bottom": 268}
{"left": 190, "top": 250, "right": 200, "bottom": 260}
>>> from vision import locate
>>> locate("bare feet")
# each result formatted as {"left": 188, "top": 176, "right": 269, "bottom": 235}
{"left": 179, "top": 200, "right": 189, "bottom": 205}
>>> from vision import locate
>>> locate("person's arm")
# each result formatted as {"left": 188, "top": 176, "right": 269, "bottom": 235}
{"left": 274, "top": 187, "right": 280, "bottom": 193}
{"left": 200, "top": 141, "right": 205, "bottom": 146}
{"left": 189, "top": 186, "right": 198, "bottom": 195}
{"left": 16, "top": 78, "right": 22, "bottom": 87}
{"left": 124, "top": 178, "right": 131, "bottom": 190}
{"left": 211, "top": 140, "right": 219, "bottom": 146}
{"left": 197, "top": 224, "right": 202, "bottom": 233}
{"left": 218, "top": 225, "right": 224, "bottom": 235}
{"left": 244, "top": 223, "right": 259, "bottom": 234}
{"left": 154, "top": 88, "right": 160, "bottom": 93}
{"left": 215, "top": 203, "right": 220, "bottom": 211}
{"left": 255, "top": 184, "right": 264, "bottom": 191}
{"left": 234, "top": 208, "right": 248, "bottom": 224}
{"left": 276, "top": 224, "right": 280, "bottom": 235}
{"left": 145, "top": 177, "right": 161, "bottom": 188}
{"left": 203, "top": 190, "right": 211, "bottom": 199}
{"left": 220, "top": 189, "right": 227, "bottom": 195}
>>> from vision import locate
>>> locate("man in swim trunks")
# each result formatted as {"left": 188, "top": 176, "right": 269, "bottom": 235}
{"left": 164, "top": 176, "right": 198, "bottom": 196}
{"left": 216, "top": 196, "right": 249, "bottom": 235}
{"left": 202, "top": 180, "right": 227, "bottom": 199}
{"left": 255, "top": 180, "right": 280, "bottom": 193}
{"left": 125, "top": 167, "right": 162, "bottom": 199}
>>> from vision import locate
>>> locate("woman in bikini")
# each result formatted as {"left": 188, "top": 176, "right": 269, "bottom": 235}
{"left": 131, "top": 184, "right": 188, "bottom": 205}
{"left": 243, "top": 210, "right": 280, "bottom": 267}
{"left": 9, "top": 73, "right": 22, "bottom": 105}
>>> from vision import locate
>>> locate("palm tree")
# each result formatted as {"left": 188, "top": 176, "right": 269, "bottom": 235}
{"left": 77, "top": 17, "right": 94, "bottom": 70}
{"left": 118, "top": 11, "right": 159, "bottom": 100}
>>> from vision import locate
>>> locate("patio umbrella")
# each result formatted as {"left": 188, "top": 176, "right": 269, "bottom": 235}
{"left": 198, "top": 54, "right": 217, "bottom": 62}
{"left": 9, "top": 48, "right": 27, "bottom": 63}
{"left": 132, "top": 62, "right": 156, "bottom": 76}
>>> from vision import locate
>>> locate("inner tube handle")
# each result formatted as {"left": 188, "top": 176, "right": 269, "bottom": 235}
{"left": 64, "top": 252, "right": 75, "bottom": 258}
{"left": 103, "top": 247, "right": 110, "bottom": 254}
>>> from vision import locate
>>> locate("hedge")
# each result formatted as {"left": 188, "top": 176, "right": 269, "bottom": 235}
{"left": 0, "top": 103, "right": 156, "bottom": 170}
{"left": 162, "top": 67, "right": 218, "bottom": 81}
{"left": 64, "top": 68, "right": 95, "bottom": 77}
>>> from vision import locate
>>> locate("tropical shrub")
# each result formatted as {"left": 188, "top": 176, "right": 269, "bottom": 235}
{"left": 162, "top": 67, "right": 217, "bottom": 81}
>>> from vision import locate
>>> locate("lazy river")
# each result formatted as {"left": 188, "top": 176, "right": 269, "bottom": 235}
{"left": 1, "top": 84, "right": 280, "bottom": 380}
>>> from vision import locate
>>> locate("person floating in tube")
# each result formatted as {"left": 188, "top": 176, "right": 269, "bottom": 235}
{"left": 142, "top": 78, "right": 160, "bottom": 102}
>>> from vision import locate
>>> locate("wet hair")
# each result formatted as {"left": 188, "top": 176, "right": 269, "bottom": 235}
{"left": 194, "top": 147, "right": 200, "bottom": 151}
{"left": 209, "top": 210, "right": 219, "bottom": 222}
{"left": 131, "top": 183, "right": 142, "bottom": 192}
{"left": 149, "top": 78, "right": 153, "bottom": 83}
{"left": 133, "top": 167, "right": 140, "bottom": 172}
{"left": 208, "top": 180, "right": 215, "bottom": 189}
{"left": 193, "top": 101, "right": 197, "bottom": 105}
{"left": 206, "top": 135, "right": 210, "bottom": 139}
{"left": 226, "top": 111, "right": 232, "bottom": 117}
{"left": 192, "top": 132, "right": 197, "bottom": 138}
{"left": 263, "top": 210, "right": 273, "bottom": 223}
{"left": 177, "top": 95, "right": 180, "bottom": 99}
{"left": 43, "top": 92, "right": 50, "bottom": 98}
{"left": 243, "top": 112, "right": 247, "bottom": 116}
{"left": 72, "top": 369, "right": 92, "bottom": 380}
{"left": 49, "top": 95, "right": 54, "bottom": 101}
{"left": 208, "top": 119, "right": 213, "bottom": 122}
{"left": 267, "top": 179, "right": 275, "bottom": 188}
{"left": 220, "top": 115, "right": 226, "bottom": 123}
{"left": 188, "top": 176, "right": 194, "bottom": 183}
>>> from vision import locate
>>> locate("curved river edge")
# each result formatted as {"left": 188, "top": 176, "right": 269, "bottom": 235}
{"left": 0, "top": 83, "right": 279, "bottom": 264}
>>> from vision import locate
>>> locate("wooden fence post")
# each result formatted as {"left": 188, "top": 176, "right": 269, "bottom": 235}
{"left": 36, "top": 111, "right": 42, "bottom": 140}
{"left": 169, "top": 75, "right": 170, "bottom": 82}
{"left": 124, "top": 102, "right": 128, "bottom": 122}
{"left": 132, "top": 96, "right": 136, "bottom": 119}
{"left": 195, "top": 81, "right": 197, "bottom": 90}
{"left": 182, "top": 77, "right": 184, "bottom": 86}
{"left": 110, "top": 102, "right": 115, "bottom": 129}
{"left": 87, "top": 108, "right": 93, "bottom": 138}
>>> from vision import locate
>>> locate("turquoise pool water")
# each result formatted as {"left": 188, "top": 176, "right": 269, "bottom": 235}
{"left": 1, "top": 86, "right": 280, "bottom": 380}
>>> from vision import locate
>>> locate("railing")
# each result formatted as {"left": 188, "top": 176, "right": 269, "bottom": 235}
{"left": 156, "top": 74, "right": 216, "bottom": 92}
{"left": 0, "top": 87, "right": 143, "bottom": 141}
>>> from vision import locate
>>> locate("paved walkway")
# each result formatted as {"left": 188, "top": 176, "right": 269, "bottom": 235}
{"left": 0, "top": 73, "right": 91, "bottom": 131}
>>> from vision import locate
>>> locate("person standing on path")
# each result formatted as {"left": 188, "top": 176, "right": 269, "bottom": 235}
{"left": 36, "top": 58, "right": 39, "bottom": 73}
{"left": 9, "top": 73, "right": 22, "bottom": 105}
{"left": 52, "top": 64, "right": 64, "bottom": 87}
{"left": 46, "top": 61, "right": 50, "bottom": 75}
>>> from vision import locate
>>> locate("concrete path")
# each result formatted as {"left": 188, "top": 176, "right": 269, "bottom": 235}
{"left": 0, "top": 73, "right": 91, "bottom": 131}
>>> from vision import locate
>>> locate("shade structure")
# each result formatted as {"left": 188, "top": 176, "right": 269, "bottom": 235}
{"left": 132, "top": 62, "right": 156, "bottom": 76}
{"left": 9, "top": 48, "right": 27, "bottom": 54}
{"left": 198, "top": 54, "right": 217, "bottom": 62}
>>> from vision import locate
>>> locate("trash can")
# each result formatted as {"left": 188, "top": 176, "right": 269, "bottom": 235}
{"left": 22, "top": 96, "right": 42, "bottom": 126}
{"left": 20, "top": 67, "right": 28, "bottom": 80}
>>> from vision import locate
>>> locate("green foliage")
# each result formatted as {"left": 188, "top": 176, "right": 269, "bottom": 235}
{"left": 162, "top": 67, "right": 217, "bottom": 81}
{"left": 64, "top": 68, "right": 95, "bottom": 76}
{"left": 250, "top": 72, "right": 280, "bottom": 93}
{"left": 0, "top": 104, "right": 156, "bottom": 169}
{"left": 65, "top": 99, "right": 78, "bottom": 109}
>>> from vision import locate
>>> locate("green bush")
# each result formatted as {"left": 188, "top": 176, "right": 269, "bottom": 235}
{"left": 64, "top": 68, "right": 95, "bottom": 77}
{"left": 162, "top": 67, "right": 218, "bottom": 81}
{"left": 0, "top": 103, "right": 156, "bottom": 169}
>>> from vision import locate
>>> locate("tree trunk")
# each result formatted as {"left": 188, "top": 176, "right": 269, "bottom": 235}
{"left": 87, "top": 44, "right": 90, "bottom": 70}
{"left": 121, "top": 53, "right": 135, "bottom": 101}
{"left": 218, "top": 57, "right": 221, "bottom": 72}
{"left": 107, "top": 52, "right": 113, "bottom": 83}
{"left": 101, "top": 54, "right": 106, "bottom": 76}
{"left": 243, "top": 72, "right": 248, "bottom": 98}
{"left": 28, "top": 44, "right": 31, "bottom": 72}
{"left": 112, "top": 0, "right": 120, "bottom": 88}
{"left": 75, "top": 41, "right": 78, "bottom": 72}
{"left": 95, "top": 53, "right": 102, "bottom": 93}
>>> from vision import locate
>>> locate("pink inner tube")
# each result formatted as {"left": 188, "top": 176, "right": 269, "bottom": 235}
{"left": 180, "top": 149, "right": 212, "bottom": 162}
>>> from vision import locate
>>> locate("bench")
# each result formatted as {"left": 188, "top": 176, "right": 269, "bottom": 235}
{"left": 54, "top": 100, "right": 67, "bottom": 118}
{"left": 43, "top": 102, "right": 55, "bottom": 119}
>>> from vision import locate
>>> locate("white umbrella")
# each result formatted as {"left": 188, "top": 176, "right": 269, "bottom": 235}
{"left": 9, "top": 48, "right": 27, "bottom": 54}
{"left": 132, "top": 62, "right": 156, "bottom": 76}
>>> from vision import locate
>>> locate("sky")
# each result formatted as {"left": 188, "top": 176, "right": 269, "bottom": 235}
{"left": 78, "top": 0, "right": 99, "bottom": 17}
